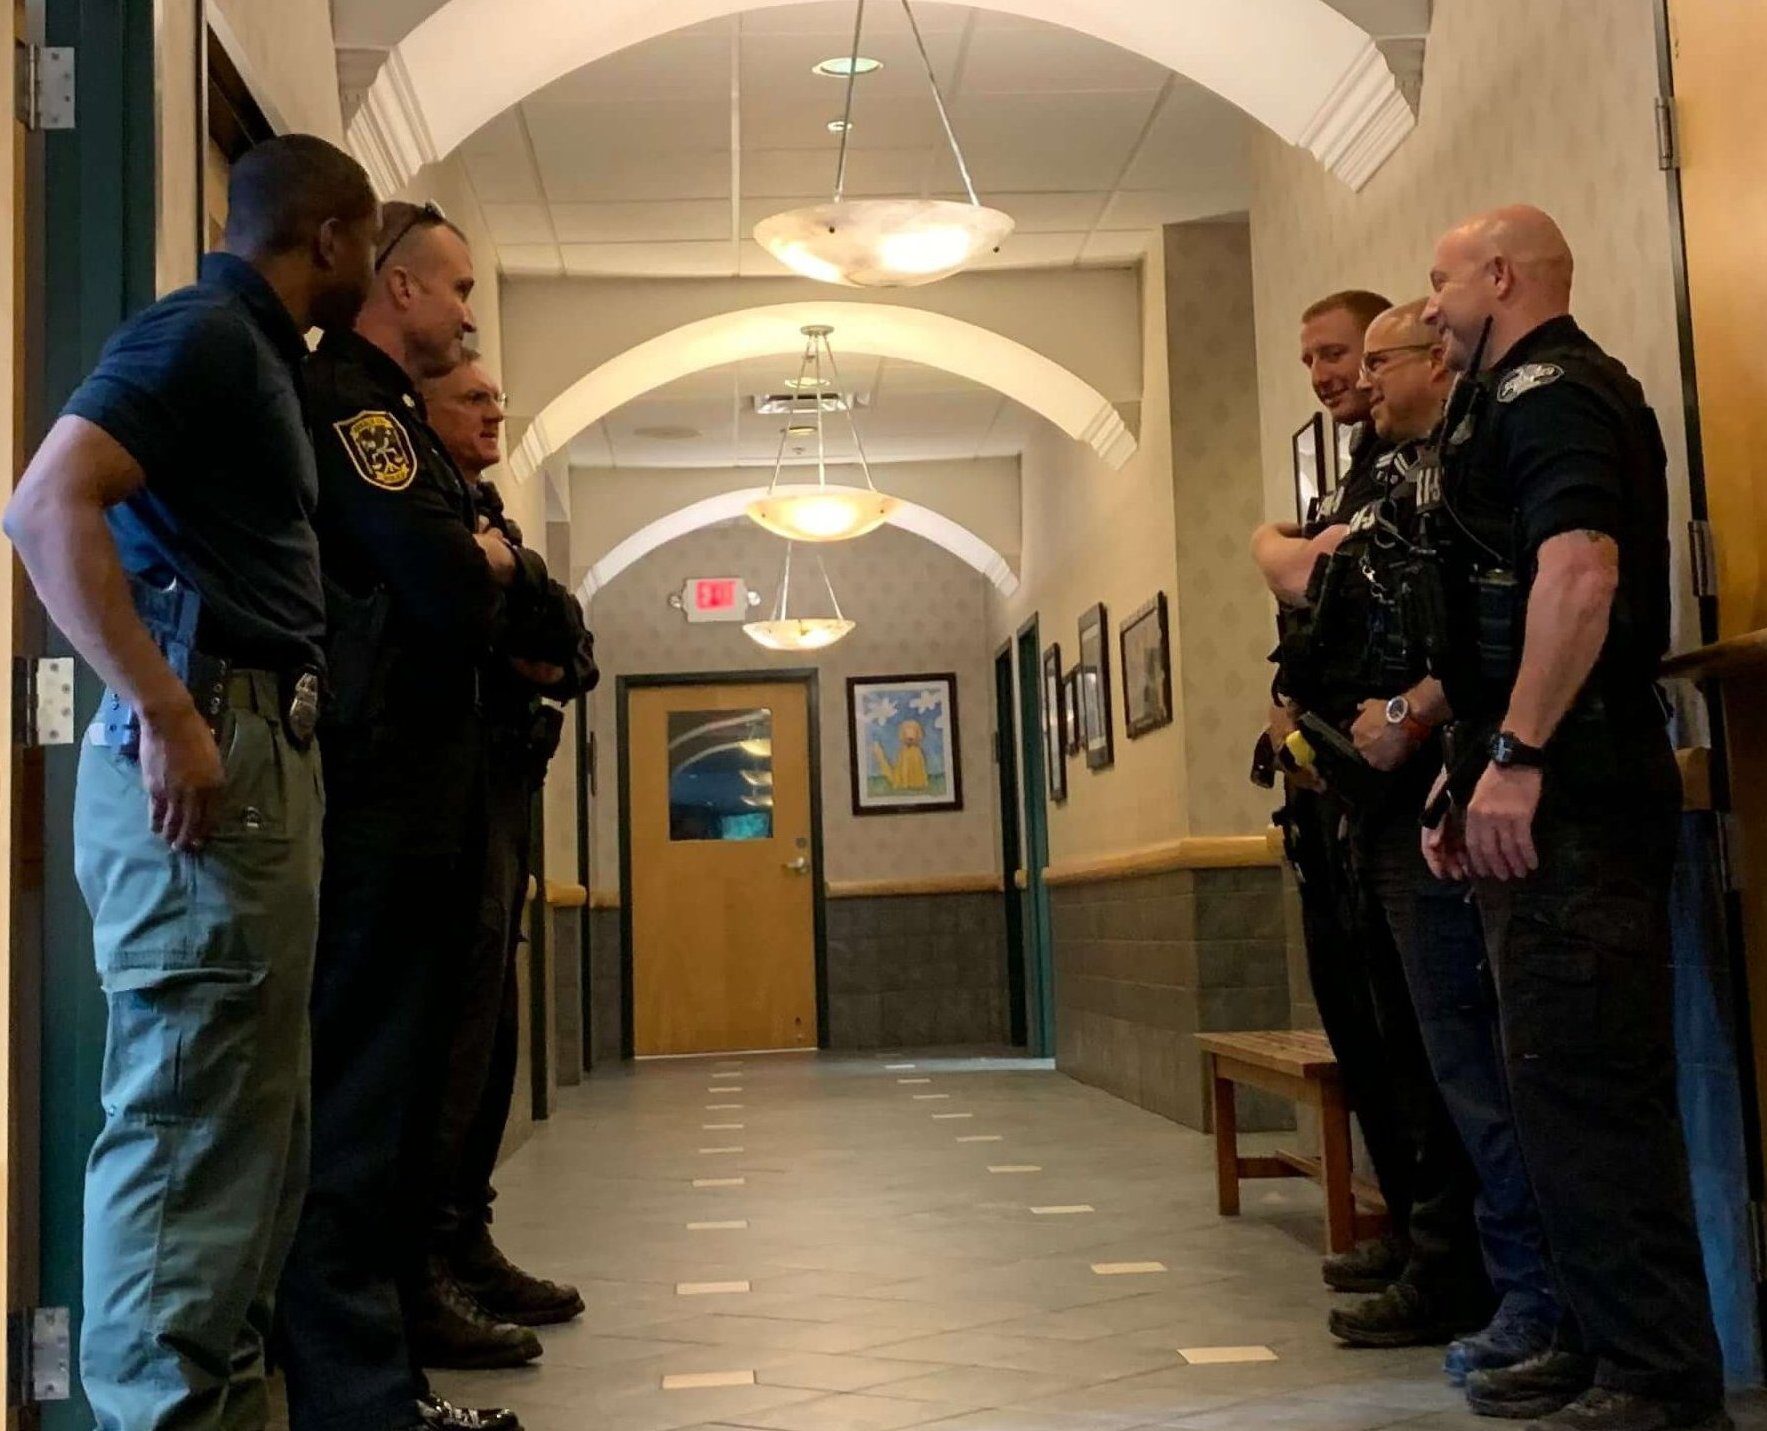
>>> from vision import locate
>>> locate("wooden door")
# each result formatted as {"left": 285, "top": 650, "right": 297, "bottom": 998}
{"left": 627, "top": 682, "right": 819, "bottom": 1056}
{"left": 1669, "top": 0, "right": 1767, "bottom": 639}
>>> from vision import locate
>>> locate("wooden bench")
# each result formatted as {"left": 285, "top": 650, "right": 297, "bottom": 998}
{"left": 1196, "top": 1029, "right": 1387, "bottom": 1254}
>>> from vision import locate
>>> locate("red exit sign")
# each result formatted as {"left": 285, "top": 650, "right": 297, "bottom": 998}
{"left": 678, "top": 576, "right": 752, "bottom": 624}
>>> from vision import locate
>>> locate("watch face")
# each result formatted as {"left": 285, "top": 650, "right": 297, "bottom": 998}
{"left": 1385, "top": 696, "right": 1409, "bottom": 725}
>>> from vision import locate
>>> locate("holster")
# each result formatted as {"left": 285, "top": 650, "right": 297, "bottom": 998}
{"left": 93, "top": 577, "right": 229, "bottom": 758}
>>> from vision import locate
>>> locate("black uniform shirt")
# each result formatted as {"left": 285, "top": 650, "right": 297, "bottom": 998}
{"left": 306, "top": 329, "right": 507, "bottom": 847}
{"left": 1446, "top": 315, "right": 1671, "bottom": 717}
{"left": 62, "top": 252, "right": 323, "bottom": 669}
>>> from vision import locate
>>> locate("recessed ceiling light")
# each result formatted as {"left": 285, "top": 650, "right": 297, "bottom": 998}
{"left": 633, "top": 424, "right": 701, "bottom": 441}
{"left": 827, "top": 119, "right": 853, "bottom": 133}
{"left": 813, "top": 56, "right": 882, "bottom": 78}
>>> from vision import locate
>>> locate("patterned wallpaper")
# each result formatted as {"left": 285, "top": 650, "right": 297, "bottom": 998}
{"left": 1165, "top": 223, "right": 1277, "bottom": 837}
{"left": 584, "top": 522, "right": 1000, "bottom": 890}
{"left": 1248, "top": 0, "right": 1695, "bottom": 646}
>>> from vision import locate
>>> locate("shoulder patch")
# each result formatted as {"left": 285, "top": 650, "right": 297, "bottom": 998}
{"left": 1497, "top": 362, "right": 1565, "bottom": 404}
{"left": 333, "top": 410, "right": 417, "bottom": 491}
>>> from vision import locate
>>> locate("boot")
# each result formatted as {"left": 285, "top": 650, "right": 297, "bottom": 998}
{"left": 1323, "top": 1235, "right": 1407, "bottom": 1294}
{"left": 453, "top": 1222, "right": 585, "bottom": 1328}
{"left": 416, "top": 1396, "right": 523, "bottom": 1430}
{"left": 1524, "top": 1388, "right": 1731, "bottom": 1431}
{"left": 1467, "top": 1349, "right": 1597, "bottom": 1420}
{"left": 407, "top": 1257, "right": 543, "bottom": 1370}
{"left": 1446, "top": 1304, "right": 1556, "bottom": 1387}
{"left": 1328, "top": 1280, "right": 1490, "bottom": 1349}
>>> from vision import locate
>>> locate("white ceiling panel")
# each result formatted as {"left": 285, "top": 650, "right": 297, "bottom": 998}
{"left": 497, "top": 244, "right": 565, "bottom": 276}
{"left": 957, "top": 26, "right": 1170, "bottom": 94}
{"left": 551, "top": 200, "right": 732, "bottom": 244}
{"left": 532, "top": 27, "right": 735, "bottom": 104}
{"left": 741, "top": 30, "right": 964, "bottom": 100}
{"left": 955, "top": 191, "right": 1109, "bottom": 233}
{"left": 561, "top": 241, "right": 735, "bottom": 277}
{"left": 742, "top": 90, "right": 944, "bottom": 151}
{"left": 536, "top": 147, "right": 733, "bottom": 203}
{"left": 1117, "top": 88, "right": 1253, "bottom": 192}
{"left": 742, "top": 146, "right": 927, "bottom": 199}
{"left": 1096, "top": 188, "right": 1248, "bottom": 231}
{"left": 526, "top": 97, "right": 733, "bottom": 160}
{"left": 948, "top": 91, "right": 1162, "bottom": 192}
{"left": 462, "top": 150, "right": 545, "bottom": 205}
{"left": 481, "top": 203, "right": 556, "bottom": 245}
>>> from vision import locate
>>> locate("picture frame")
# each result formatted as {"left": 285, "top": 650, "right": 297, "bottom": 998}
{"left": 1120, "top": 593, "right": 1174, "bottom": 739}
{"left": 846, "top": 673, "right": 963, "bottom": 817}
{"left": 1077, "top": 603, "right": 1115, "bottom": 772}
{"left": 1062, "top": 668, "right": 1082, "bottom": 757}
{"left": 1041, "top": 645, "right": 1067, "bottom": 804}
{"left": 1291, "top": 412, "right": 1329, "bottom": 524}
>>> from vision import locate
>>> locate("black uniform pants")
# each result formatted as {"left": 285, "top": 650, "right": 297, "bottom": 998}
{"left": 1290, "top": 788, "right": 1481, "bottom": 1292}
{"left": 428, "top": 739, "right": 532, "bottom": 1244}
{"left": 1476, "top": 760, "right": 1723, "bottom": 1405}
{"left": 278, "top": 830, "right": 473, "bottom": 1431}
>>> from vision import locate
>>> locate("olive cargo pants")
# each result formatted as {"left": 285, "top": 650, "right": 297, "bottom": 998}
{"left": 74, "top": 674, "right": 322, "bottom": 1431}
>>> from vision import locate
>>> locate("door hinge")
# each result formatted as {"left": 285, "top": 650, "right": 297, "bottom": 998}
{"left": 1716, "top": 810, "right": 1745, "bottom": 895}
{"left": 1689, "top": 518, "right": 1717, "bottom": 599}
{"left": 14, "top": 42, "right": 74, "bottom": 131}
{"left": 5, "top": 1307, "right": 71, "bottom": 1407}
{"left": 1749, "top": 1201, "right": 1767, "bottom": 1284}
{"left": 1655, "top": 94, "right": 1679, "bottom": 171}
{"left": 14, "top": 656, "right": 76, "bottom": 748}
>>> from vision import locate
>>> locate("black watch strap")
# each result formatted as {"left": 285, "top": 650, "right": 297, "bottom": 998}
{"left": 1489, "top": 730, "right": 1547, "bottom": 769}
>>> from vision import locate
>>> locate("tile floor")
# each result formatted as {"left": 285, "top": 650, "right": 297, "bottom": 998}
{"left": 422, "top": 1050, "right": 1764, "bottom": 1431}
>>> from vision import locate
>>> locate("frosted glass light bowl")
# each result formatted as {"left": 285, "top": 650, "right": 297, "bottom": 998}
{"left": 755, "top": 198, "right": 1016, "bottom": 288}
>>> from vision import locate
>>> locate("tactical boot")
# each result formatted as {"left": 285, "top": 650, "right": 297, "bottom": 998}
{"left": 1446, "top": 1306, "right": 1556, "bottom": 1386}
{"left": 1323, "top": 1235, "right": 1408, "bottom": 1294}
{"left": 453, "top": 1223, "right": 585, "bottom": 1328}
{"left": 416, "top": 1396, "right": 524, "bottom": 1431}
{"left": 407, "top": 1258, "right": 543, "bottom": 1370}
{"left": 1328, "top": 1280, "right": 1489, "bottom": 1348}
{"left": 1467, "top": 1349, "right": 1597, "bottom": 1420}
{"left": 1525, "top": 1388, "right": 1732, "bottom": 1431}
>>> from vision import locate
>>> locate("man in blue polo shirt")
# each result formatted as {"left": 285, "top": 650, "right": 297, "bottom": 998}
{"left": 4, "top": 134, "right": 377, "bottom": 1431}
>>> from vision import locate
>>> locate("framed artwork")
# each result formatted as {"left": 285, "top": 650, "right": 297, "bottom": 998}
{"left": 1062, "top": 669, "right": 1082, "bottom": 757}
{"left": 1120, "top": 593, "right": 1173, "bottom": 739}
{"left": 1291, "top": 412, "right": 1329, "bottom": 524}
{"left": 847, "top": 673, "right": 963, "bottom": 816}
{"left": 1077, "top": 603, "right": 1115, "bottom": 772}
{"left": 1042, "top": 645, "right": 1067, "bottom": 804}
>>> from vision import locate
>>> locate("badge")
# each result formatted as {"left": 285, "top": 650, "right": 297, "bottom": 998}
{"left": 1497, "top": 362, "right": 1564, "bottom": 404}
{"left": 334, "top": 410, "right": 417, "bottom": 491}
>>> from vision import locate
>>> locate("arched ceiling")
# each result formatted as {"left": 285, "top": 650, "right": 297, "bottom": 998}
{"left": 344, "top": 0, "right": 1420, "bottom": 206}
{"left": 510, "top": 300, "right": 1134, "bottom": 484}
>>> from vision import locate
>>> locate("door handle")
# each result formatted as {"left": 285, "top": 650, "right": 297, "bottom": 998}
{"left": 784, "top": 856, "right": 810, "bottom": 875}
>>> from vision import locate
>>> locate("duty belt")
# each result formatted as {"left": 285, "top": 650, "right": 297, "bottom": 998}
{"left": 89, "top": 665, "right": 321, "bottom": 757}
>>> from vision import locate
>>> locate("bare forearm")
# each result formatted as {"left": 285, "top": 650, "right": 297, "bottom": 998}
{"left": 1503, "top": 535, "right": 1618, "bottom": 746}
{"left": 1250, "top": 522, "right": 1348, "bottom": 606}
{"left": 1406, "top": 677, "right": 1451, "bottom": 727}
{"left": 8, "top": 493, "right": 191, "bottom": 721}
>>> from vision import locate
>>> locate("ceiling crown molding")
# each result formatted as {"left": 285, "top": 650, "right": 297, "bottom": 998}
{"left": 345, "top": 47, "right": 436, "bottom": 198}
{"left": 1296, "top": 39, "right": 1417, "bottom": 191}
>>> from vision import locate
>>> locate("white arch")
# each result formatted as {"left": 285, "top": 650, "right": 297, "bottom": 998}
{"left": 577, "top": 487, "right": 1019, "bottom": 602}
{"left": 351, "top": 0, "right": 1414, "bottom": 197}
{"left": 512, "top": 301, "right": 1134, "bottom": 485}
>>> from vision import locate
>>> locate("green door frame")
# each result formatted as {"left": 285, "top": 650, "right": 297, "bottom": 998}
{"left": 21, "top": 1, "right": 157, "bottom": 1423}
{"left": 992, "top": 643, "right": 1028, "bottom": 1048}
{"left": 1014, "top": 619, "right": 1055, "bottom": 1057}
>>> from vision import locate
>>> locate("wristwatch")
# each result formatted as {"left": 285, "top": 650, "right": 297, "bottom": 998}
{"left": 1488, "top": 729, "right": 1547, "bottom": 769}
{"left": 1384, "top": 695, "right": 1430, "bottom": 743}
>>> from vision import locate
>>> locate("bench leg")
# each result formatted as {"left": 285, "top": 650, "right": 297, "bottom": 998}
{"left": 1318, "top": 1077, "right": 1356, "bottom": 1254}
{"left": 1211, "top": 1059, "right": 1240, "bottom": 1217}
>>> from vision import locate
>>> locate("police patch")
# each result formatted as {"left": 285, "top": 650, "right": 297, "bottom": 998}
{"left": 1497, "top": 362, "right": 1564, "bottom": 404}
{"left": 335, "top": 410, "right": 417, "bottom": 491}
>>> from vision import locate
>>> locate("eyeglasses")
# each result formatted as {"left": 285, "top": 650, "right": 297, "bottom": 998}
{"left": 1359, "top": 342, "right": 1435, "bottom": 382}
{"left": 375, "top": 200, "right": 448, "bottom": 272}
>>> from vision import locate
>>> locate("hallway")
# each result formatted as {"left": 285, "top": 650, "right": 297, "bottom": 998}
{"left": 430, "top": 1052, "right": 1503, "bottom": 1431}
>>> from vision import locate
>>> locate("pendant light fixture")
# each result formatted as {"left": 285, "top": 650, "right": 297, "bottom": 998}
{"left": 754, "top": 0, "right": 1015, "bottom": 288}
{"left": 747, "top": 324, "right": 899, "bottom": 544}
{"left": 744, "top": 541, "right": 857, "bottom": 652}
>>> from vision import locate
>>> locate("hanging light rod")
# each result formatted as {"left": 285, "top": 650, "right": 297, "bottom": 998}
{"left": 754, "top": 0, "right": 1015, "bottom": 288}
{"left": 746, "top": 325, "right": 899, "bottom": 544}
{"left": 744, "top": 541, "right": 857, "bottom": 652}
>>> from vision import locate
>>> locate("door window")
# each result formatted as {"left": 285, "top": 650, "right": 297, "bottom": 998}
{"left": 667, "top": 709, "right": 774, "bottom": 842}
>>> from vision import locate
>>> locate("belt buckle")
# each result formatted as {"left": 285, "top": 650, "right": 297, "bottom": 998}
{"left": 286, "top": 668, "right": 321, "bottom": 748}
